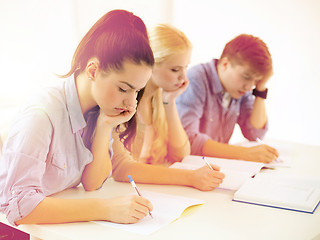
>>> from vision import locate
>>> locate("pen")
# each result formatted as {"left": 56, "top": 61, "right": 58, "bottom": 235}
{"left": 202, "top": 156, "right": 214, "bottom": 171}
{"left": 128, "top": 175, "right": 153, "bottom": 218}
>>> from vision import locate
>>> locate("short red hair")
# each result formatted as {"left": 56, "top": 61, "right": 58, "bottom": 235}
{"left": 220, "top": 34, "right": 273, "bottom": 78}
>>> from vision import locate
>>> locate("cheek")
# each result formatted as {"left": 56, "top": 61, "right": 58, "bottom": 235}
{"left": 94, "top": 84, "right": 121, "bottom": 111}
{"left": 160, "top": 72, "right": 175, "bottom": 88}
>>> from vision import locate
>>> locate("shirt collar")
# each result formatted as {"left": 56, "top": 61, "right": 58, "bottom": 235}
{"left": 65, "top": 75, "right": 86, "bottom": 133}
{"left": 208, "top": 59, "right": 225, "bottom": 95}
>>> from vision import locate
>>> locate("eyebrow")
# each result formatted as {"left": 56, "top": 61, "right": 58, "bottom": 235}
{"left": 119, "top": 81, "right": 143, "bottom": 90}
{"left": 119, "top": 81, "right": 135, "bottom": 89}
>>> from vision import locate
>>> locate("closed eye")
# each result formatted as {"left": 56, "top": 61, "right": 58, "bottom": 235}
{"left": 119, "top": 87, "right": 127, "bottom": 93}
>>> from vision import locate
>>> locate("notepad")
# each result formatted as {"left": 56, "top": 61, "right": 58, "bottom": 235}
{"left": 233, "top": 173, "right": 320, "bottom": 213}
{"left": 93, "top": 191, "right": 204, "bottom": 235}
{"left": 169, "top": 155, "right": 264, "bottom": 190}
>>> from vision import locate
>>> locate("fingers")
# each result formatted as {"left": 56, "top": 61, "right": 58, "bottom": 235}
{"left": 263, "top": 145, "right": 280, "bottom": 163}
{"left": 210, "top": 163, "right": 221, "bottom": 171}
{"left": 135, "top": 196, "right": 153, "bottom": 213}
{"left": 195, "top": 166, "right": 225, "bottom": 191}
{"left": 131, "top": 196, "right": 153, "bottom": 220}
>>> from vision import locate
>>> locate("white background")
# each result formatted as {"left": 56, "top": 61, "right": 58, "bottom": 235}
{"left": 0, "top": 0, "right": 319, "bottom": 146}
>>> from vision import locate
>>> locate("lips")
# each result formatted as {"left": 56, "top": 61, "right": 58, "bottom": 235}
{"left": 238, "top": 90, "right": 246, "bottom": 96}
{"left": 114, "top": 107, "right": 127, "bottom": 113}
{"left": 175, "top": 82, "right": 183, "bottom": 88}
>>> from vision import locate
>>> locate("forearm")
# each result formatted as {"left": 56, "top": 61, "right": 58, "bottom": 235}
{"left": 202, "top": 139, "right": 247, "bottom": 160}
{"left": 249, "top": 97, "right": 268, "bottom": 129}
{"left": 82, "top": 126, "right": 113, "bottom": 191}
{"left": 164, "top": 101, "right": 190, "bottom": 149}
{"left": 16, "top": 197, "right": 104, "bottom": 225}
{"left": 113, "top": 161, "right": 193, "bottom": 187}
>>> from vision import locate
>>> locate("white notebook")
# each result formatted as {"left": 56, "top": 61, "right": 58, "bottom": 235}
{"left": 233, "top": 173, "right": 320, "bottom": 213}
{"left": 170, "top": 155, "right": 264, "bottom": 190}
{"left": 94, "top": 191, "right": 204, "bottom": 235}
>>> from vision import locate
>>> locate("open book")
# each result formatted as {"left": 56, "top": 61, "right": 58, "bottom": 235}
{"left": 233, "top": 173, "right": 320, "bottom": 213}
{"left": 94, "top": 191, "right": 204, "bottom": 235}
{"left": 169, "top": 155, "right": 264, "bottom": 190}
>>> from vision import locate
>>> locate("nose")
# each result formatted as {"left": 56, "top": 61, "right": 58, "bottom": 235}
{"left": 124, "top": 93, "right": 137, "bottom": 109}
{"left": 244, "top": 79, "right": 255, "bottom": 91}
{"left": 178, "top": 68, "right": 187, "bottom": 81}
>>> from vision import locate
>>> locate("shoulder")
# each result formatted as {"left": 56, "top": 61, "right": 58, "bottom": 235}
{"left": 22, "top": 82, "right": 67, "bottom": 120}
{"left": 10, "top": 107, "right": 53, "bottom": 138}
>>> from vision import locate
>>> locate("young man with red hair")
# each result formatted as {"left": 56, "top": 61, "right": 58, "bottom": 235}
{"left": 177, "top": 34, "right": 279, "bottom": 163}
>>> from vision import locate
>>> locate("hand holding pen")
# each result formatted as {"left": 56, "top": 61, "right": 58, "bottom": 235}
{"left": 189, "top": 157, "right": 225, "bottom": 191}
{"left": 128, "top": 175, "right": 153, "bottom": 218}
{"left": 255, "top": 138, "right": 281, "bottom": 163}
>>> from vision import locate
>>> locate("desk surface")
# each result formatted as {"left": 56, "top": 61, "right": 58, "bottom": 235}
{"left": 1, "top": 139, "right": 320, "bottom": 240}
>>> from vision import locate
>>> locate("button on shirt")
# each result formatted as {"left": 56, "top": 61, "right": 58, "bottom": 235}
{"left": 176, "top": 59, "right": 268, "bottom": 155}
{"left": 0, "top": 76, "right": 94, "bottom": 225}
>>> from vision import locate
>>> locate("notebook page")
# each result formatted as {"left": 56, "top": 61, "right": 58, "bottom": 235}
{"left": 93, "top": 191, "right": 204, "bottom": 235}
{"left": 233, "top": 173, "right": 320, "bottom": 213}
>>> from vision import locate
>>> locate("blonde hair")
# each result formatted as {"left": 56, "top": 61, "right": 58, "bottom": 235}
{"left": 146, "top": 24, "right": 192, "bottom": 165}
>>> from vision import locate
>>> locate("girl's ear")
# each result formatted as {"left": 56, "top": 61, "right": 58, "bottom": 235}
{"left": 86, "top": 58, "right": 100, "bottom": 80}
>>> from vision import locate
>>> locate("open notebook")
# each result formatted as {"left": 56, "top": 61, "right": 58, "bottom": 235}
{"left": 233, "top": 173, "right": 320, "bottom": 213}
{"left": 170, "top": 155, "right": 264, "bottom": 190}
{"left": 93, "top": 191, "right": 204, "bottom": 235}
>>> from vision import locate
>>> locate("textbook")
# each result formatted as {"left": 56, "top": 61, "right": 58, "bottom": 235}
{"left": 233, "top": 172, "right": 320, "bottom": 213}
{"left": 169, "top": 155, "right": 264, "bottom": 190}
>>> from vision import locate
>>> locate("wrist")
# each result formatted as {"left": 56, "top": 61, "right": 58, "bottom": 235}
{"left": 252, "top": 88, "right": 268, "bottom": 99}
{"left": 163, "top": 99, "right": 175, "bottom": 105}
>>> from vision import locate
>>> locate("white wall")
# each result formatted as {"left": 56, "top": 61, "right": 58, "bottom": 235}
{"left": 0, "top": 0, "right": 173, "bottom": 105}
{"left": 0, "top": 0, "right": 77, "bottom": 137}
{"left": 0, "top": 0, "right": 171, "bottom": 135}
{"left": 172, "top": 0, "right": 320, "bottom": 146}
{"left": 1, "top": 0, "right": 319, "bottom": 146}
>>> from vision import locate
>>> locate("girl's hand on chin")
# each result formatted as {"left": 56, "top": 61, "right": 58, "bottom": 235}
{"left": 162, "top": 78, "right": 189, "bottom": 103}
{"left": 98, "top": 106, "right": 136, "bottom": 128}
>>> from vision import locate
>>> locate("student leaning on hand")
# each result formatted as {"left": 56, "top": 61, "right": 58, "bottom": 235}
{"left": 177, "top": 34, "right": 279, "bottom": 163}
{"left": 0, "top": 9, "right": 154, "bottom": 226}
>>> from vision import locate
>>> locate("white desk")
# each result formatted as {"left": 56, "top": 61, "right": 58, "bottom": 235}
{"left": 1, "top": 139, "right": 320, "bottom": 240}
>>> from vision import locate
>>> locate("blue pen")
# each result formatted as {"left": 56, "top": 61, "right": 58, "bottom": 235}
{"left": 202, "top": 156, "right": 214, "bottom": 171}
{"left": 128, "top": 175, "right": 153, "bottom": 218}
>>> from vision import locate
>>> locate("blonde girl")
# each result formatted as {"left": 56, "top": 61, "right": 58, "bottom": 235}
{"left": 112, "top": 24, "right": 225, "bottom": 190}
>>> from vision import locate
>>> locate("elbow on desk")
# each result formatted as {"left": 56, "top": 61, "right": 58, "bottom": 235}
{"left": 111, "top": 163, "right": 134, "bottom": 183}
{"left": 112, "top": 169, "right": 130, "bottom": 183}
{"left": 81, "top": 177, "right": 106, "bottom": 191}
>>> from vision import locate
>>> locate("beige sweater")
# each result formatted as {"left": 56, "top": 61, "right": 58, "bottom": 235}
{"left": 111, "top": 91, "right": 190, "bottom": 180}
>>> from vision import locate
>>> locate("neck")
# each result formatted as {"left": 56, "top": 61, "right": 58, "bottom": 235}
{"left": 75, "top": 72, "right": 96, "bottom": 114}
{"left": 216, "top": 62, "right": 227, "bottom": 91}
{"left": 143, "top": 78, "right": 159, "bottom": 100}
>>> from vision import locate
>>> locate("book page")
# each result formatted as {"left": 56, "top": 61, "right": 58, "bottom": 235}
{"left": 182, "top": 155, "right": 264, "bottom": 174}
{"left": 233, "top": 173, "right": 320, "bottom": 213}
{"left": 170, "top": 156, "right": 264, "bottom": 190}
{"left": 93, "top": 191, "right": 204, "bottom": 235}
